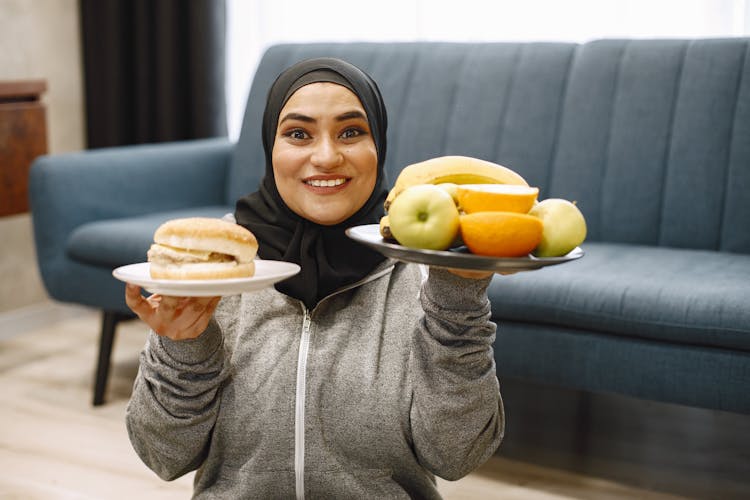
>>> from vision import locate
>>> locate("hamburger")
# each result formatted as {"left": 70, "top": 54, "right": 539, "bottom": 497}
{"left": 147, "top": 217, "right": 258, "bottom": 280}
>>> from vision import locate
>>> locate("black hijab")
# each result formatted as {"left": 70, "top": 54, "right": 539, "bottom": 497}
{"left": 234, "top": 58, "right": 388, "bottom": 310}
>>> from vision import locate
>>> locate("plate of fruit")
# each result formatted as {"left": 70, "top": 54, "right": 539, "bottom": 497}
{"left": 346, "top": 156, "right": 586, "bottom": 273}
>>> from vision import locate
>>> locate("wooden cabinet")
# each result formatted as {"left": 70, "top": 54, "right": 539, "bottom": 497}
{"left": 0, "top": 80, "right": 48, "bottom": 217}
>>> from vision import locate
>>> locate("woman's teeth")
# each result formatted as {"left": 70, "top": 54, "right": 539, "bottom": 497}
{"left": 306, "top": 178, "right": 346, "bottom": 187}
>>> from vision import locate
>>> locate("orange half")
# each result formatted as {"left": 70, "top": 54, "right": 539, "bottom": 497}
{"left": 457, "top": 184, "right": 539, "bottom": 214}
{"left": 460, "top": 211, "right": 543, "bottom": 257}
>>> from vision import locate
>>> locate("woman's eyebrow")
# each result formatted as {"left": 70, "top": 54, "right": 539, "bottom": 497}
{"left": 279, "top": 112, "right": 315, "bottom": 125}
{"left": 336, "top": 110, "right": 367, "bottom": 122}
{"left": 279, "top": 110, "right": 367, "bottom": 125}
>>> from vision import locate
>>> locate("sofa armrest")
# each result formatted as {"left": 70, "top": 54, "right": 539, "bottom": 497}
{"left": 29, "top": 137, "right": 234, "bottom": 268}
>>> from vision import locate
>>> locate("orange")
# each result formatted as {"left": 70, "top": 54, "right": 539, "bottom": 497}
{"left": 456, "top": 184, "right": 539, "bottom": 214}
{"left": 460, "top": 211, "right": 543, "bottom": 257}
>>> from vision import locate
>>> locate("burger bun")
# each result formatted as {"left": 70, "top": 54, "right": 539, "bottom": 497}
{"left": 147, "top": 217, "right": 258, "bottom": 280}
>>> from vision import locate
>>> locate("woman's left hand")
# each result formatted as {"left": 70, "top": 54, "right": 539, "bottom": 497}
{"left": 446, "top": 268, "right": 517, "bottom": 279}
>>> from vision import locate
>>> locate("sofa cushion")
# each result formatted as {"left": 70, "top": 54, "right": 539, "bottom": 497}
{"left": 489, "top": 242, "right": 750, "bottom": 352}
{"left": 66, "top": 206, "right": 233, "bottom": 268}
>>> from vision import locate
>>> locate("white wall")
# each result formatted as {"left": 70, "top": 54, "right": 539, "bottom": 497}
{"left": 227, "top": 0, "right": 750, "bottom": 140}
{"left": 0, "top": 0, "right": 85, "bottom": 312}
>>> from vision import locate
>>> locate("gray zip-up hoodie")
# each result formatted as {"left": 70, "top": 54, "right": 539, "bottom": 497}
{"left": 126, "top": 261, "right": 504, "bottom": 499}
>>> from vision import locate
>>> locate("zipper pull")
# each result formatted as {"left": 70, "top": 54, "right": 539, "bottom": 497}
{"left": 302, "top": 308, "right": 311, "bottom": 332}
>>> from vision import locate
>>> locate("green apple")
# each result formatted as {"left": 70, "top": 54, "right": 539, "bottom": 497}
{"left": 529, "top": 198, "right": 587, "bottom": 257}
{"left": 388, "top": 184, "right": 460, "bottom": 250}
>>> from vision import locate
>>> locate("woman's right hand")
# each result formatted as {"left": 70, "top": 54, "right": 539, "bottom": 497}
{"left": 125, "top": 283, "right": 221, "bottom": 341}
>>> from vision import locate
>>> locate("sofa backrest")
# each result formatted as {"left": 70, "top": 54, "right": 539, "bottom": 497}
{"left": 228, "top": 39, "right": 750, "bottom": 253}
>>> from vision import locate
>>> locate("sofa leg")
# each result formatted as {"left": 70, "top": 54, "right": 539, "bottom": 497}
{"left": 93, "top": 311, "right": 133, "bottom": 406}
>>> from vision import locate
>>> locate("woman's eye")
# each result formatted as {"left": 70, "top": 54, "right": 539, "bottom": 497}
{"left": 340, "top": 127, "right": 365, "bottom": 140}
{"left": 283, "top": 129, "right": 309, "bottom": 140}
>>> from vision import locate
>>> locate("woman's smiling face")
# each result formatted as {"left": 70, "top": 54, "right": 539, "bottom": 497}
{"left": 272, "top": 82, "right": 378, "bottom": 226}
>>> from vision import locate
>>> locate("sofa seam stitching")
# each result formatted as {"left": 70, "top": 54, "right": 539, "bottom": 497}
{"left": 656, "top": 40, "right": 690, "bottom": 246}
{"left": 493, "top": 44, "right": 523, "bottom": 161}
{"left": 440, "top": 46, "right": 471, "bottom": 155}
{"left": 392, "top": 45, "right": 420, "bottom": 167}
{"left": 598, "top": 41, "right": 627, "bottom": 242}
{"left": 544, "top": 44, "right": 576, "bottom": 197}
{"left": 717, "top": 39, "right": 749, "bottom": 251}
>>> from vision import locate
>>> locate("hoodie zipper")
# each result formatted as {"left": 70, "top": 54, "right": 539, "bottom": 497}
{"left": 295, "top": 307, "right": 312, "bottom": 500}
{"left": 293, "top": 262, "right": 394, "bottom": 499}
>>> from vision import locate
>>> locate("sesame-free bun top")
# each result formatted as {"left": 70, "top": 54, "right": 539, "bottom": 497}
{"left": 154, "top": 217, "right": 258, "bottom": 263}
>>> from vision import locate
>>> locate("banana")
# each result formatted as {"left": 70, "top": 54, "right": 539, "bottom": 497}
{"left": 384, "top": 156, "right": 528, "bottom": 211}
{"left": 379, "top": 215, "right": 394, "bottom": 240}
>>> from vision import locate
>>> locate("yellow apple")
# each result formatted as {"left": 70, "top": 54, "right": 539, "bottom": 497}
{"left": 435, "top": 182, "right": 459, "bottom": 205}
{"left": 529, "top": 198, "right": 587, "bottom": 257}
{"left": 388, "top": 184, "right": 460, "bottom": 250}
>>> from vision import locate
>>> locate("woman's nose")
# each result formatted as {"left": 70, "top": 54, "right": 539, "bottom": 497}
{"left": 311, "top": 137, "right": 343, "bottom": 168}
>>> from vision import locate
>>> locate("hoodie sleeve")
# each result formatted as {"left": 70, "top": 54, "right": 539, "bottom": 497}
{"left": 126, "top": 319, "right": 229, "bottom": 480}
{"left": 409, "top": 267, "right": 505, "bottom": 481}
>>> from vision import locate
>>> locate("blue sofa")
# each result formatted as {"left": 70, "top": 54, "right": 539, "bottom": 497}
{"left": 30, "top": 39, "right": 750, "bottom": 410}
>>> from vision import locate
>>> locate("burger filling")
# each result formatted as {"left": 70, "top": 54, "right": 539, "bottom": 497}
{"left": 147, "top": 243, "right": 237, "bottom": 266}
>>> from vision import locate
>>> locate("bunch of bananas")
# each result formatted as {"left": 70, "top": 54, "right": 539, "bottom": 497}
{"left": 381, "top": 156, "right": 528, "bottom": 238}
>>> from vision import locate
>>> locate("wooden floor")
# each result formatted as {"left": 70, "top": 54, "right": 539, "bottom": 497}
{"left": 0, "top": 303, "right": 696, "bottom": 499}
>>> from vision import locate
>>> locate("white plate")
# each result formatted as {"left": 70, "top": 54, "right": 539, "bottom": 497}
{"left": 112, "top": 260, "right": 301, "bottom": 297}
{"left": 346, "top": 224, "right": 584, "bottom": 273}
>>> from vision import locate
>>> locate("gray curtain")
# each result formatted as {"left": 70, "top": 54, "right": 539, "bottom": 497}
{"left": 79, "top": 0, "right": 227, "bottom": 148}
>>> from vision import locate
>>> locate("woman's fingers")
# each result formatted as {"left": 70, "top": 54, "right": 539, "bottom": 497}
{"left": 446, "top": 268, "right": 494, "bottom": 279}
{"left": 149, "top": 295, "right": 221, "bottom": 340}
{"left": 156, "top": 295, "right": 185, "bottom": 320}
{"left": 167, "top": 296, "right": 220, "bottom": 339}
{"left": 125, "top": 283, "right": 152, "bottom": 318}
{"left": 443, "top": 267, "right": 520, "bottom": 278}
{"left": 175, "top": 296, "right": 222, "bottom": 340}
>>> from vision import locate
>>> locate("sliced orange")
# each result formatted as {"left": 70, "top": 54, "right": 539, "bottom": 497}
{"left": 460, "top": 211, "right": 543, "bottom": 257}
{"left": 457, "top": 184, "right": 539, "bottom": 214}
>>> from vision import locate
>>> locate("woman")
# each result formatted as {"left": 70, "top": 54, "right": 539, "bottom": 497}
{"left": 125, "top": 58, "right": 504, "bottom": 499}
